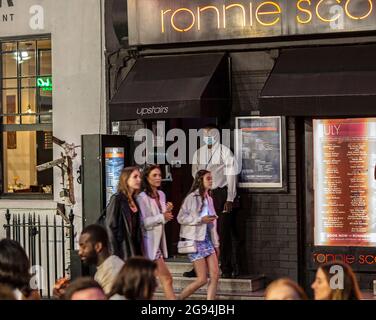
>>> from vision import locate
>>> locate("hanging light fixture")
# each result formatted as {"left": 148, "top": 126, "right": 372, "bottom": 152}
{"left": 13, "top": 51, "right": 31, "bottom": 64}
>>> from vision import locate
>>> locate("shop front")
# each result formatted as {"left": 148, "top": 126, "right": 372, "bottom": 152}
{"left": 260, "top": 44, "right": 376, "bottom": 289}
{"left": 0, "top": 0, "right": 106, "bottom": 296}
{"left": 105, "top": 0, "right": 376, "bottom": 293}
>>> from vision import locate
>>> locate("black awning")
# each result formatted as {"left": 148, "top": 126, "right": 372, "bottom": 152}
{"left": 259, "top": 45, "right": 376, "bottom": 117}
{"left": 109, "top": 53, "right": 230, "bottom": 121}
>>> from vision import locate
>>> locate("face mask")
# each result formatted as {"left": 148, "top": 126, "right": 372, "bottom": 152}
{"left": 203, "top": 136, "right": 215, "bottom": 145}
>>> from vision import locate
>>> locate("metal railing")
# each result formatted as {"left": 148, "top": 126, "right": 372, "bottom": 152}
{"left": 3, "top": 209, "right": 75, "bottom": 299}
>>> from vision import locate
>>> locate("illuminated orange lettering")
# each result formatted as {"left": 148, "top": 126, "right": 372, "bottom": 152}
{"left": 197, "top": 6, "right": 220, "bottom": 31}
{"left": 345, "top": 0, "right": 373, "bottom": 20}
{"left": 250, "top": 2, "right": 253, "bottom": 26}
{"left": 326, "top": 254, "right": 336, "bottom": 262}
{"left": 346, "top": 255, "right": 355, "bottom": 264}
{"left": 316, "top": 253, "right": 326, "bottom": 263}
{"left": 316, "top": 0, "right": 341, "bottom": 23}
{"left": 171, "top": 8, "right": 195, "bottom": 32}
{"left": 365, "top": 255, "right": 375, "bottom": 264}
{"left": 297, "top": 0, "right": 312, "bottom": 24}
{"left": 223, "top": 4, "right": 246, "bottom": 29}
{"left": 161, "top": 9, "right": 172, "bottom": 33}
{"left": 255, "top": 1, "right": 281, "bottom": 26}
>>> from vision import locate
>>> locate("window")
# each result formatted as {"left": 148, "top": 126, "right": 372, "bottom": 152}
{"left": 1, "top": 38, "right": 52, "bottom": 196}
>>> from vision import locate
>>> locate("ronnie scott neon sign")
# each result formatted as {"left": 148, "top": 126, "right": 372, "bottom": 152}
{"left": 128, "top": 0, "right": 376, "bottom": 45}
{"left": 37, "top": 77, "right": 52, "bottom": 91}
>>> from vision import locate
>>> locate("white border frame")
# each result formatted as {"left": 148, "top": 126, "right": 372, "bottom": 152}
{"left": 235, "top": 116, "right": 283, "bottom": 189}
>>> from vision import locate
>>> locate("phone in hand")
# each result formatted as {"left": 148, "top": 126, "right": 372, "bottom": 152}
{"left": 216, "top": 210, "right": 227, "bottom": 217}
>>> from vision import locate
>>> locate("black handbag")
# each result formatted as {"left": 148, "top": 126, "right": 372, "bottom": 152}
{"left": 96, "top": 193, "right": 119, "bottom": 226}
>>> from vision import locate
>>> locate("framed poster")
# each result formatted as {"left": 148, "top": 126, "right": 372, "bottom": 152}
{"left": 313, "top": 118, "right": 376, "bottom": 247}
{"left": 235, "top": 116, "right": 287, "bottom": 191}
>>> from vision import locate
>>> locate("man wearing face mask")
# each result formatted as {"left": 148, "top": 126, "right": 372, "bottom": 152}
{"left": 183, "top": 124, "right": 238, "bottom": 279}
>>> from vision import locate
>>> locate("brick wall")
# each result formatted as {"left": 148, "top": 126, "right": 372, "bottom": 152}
{"left": 231, "top": 51, "right": 299, "bottom": 283}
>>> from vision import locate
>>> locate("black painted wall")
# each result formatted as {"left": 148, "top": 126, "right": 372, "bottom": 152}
{"left": 230, "top": 51, "right": 299, "bottom": 284}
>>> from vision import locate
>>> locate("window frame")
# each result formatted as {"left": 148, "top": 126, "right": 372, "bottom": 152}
{"left": 0, "top": 36, "right": 53, "bottom": 199}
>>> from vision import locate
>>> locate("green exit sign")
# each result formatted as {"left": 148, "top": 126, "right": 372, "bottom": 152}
{"left": 37, "top": 77, "right": 52, "bottom": 91}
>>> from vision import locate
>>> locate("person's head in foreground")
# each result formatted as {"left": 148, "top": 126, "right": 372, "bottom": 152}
{"left": 0, "top": 284, "right": 16, "bottom": 300}
{"left": 64, "top": 277, "right": 106, "bottom": 300}
{"left": 109, "top": 257, "right": 157, "bottom": 300}
{"left": 0, "top": 239, "right": 36, "bottom": 299}
{"left": 311, "top": 261, "right": 362, "bottom": 300}
{"left": 265, "top": 278, "right": 308, "bottom": 300}
{"left": 78, "top": 224, "right": 109, "bottom": 267}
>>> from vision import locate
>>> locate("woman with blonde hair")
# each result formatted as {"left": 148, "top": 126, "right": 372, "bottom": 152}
{"left": 106, "top": 166, "right": 143, "bottom": 260}
{"left": 137, "top": 164, "right": 176, "bottom": 300}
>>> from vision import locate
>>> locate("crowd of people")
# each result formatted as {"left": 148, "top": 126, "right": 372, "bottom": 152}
{"left": 0, "top": 160, "right": 365, "bottom": 300}
{"left": 0, "top": 234, "right": 364, "bottom": 300}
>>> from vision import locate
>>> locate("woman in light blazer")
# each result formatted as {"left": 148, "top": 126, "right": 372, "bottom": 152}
{"left": 177, "top": 169, "right": 220, "bottom": 300}
{"left": 137, "top": 164, "right": 176, "bottom": 300}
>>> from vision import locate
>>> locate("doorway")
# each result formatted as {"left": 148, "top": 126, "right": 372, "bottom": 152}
{"left": 145, "top": 118, "right": 216, "bottom": 256}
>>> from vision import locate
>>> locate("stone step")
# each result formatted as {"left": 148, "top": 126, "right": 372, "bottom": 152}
{"left": 159, "top": 275, "right": 265, "bottom": 294}
{"left": 165, "top": 261, "right": 192, "bottom": 275}
{"left": 154, "top": 290, "right": 265, "bottom": 300}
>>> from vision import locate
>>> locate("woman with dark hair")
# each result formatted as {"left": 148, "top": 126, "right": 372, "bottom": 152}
{"left": 265, "top": 278, "right": 308, "bottom": 300}
{"left": 177, "top": 170, "right": 220, "bottom": 300}
{"left": 0, "top": 239, "right": 39, "bottom": 300}
{"left": 137, "top": 164, "right": 175, "bottom": 300}
{"left": 106, "top": 166, "right": 143, "bottom": 260}
{"left": 108, "top": 256, "right": 157, "bottom": 300}
{"left": 311, "top": 261, "right": 362, "bottom": 300}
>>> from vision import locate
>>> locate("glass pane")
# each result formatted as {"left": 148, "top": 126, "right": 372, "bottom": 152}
{"left": 39, "top": 50, "right": 51, "bottom": 75}
{"left": 37, "top": 40, "right": 51, "bottom": 50}
{"left": 21, "top": 88, "right": 36, "bottom": 124}
{"left": 2, "top": 42, "right": 17, "bottom": 53}
{"left": 20, "top": 52, "right": 36, "bottom": 77}
{"left": 36, "top": 76, "right": 52, "bottom": 92}
{"left": 39, "top": 90, "right": 52, "bottom": 123}
{"left": 3, "top": 79, "right": 17, "bottom": 89}
{"left": 2, "top": 89, "right": 18, "bottom": 124}
{"left": 21, "top": 77, "right": 36, "bottom": 88}
{"left": 19, "top": 41, "right": 36, "bottom": 51}
{"left": 2, "top": 53, "right": 17, "bottom": 78}
{"left": 19, "top": 41, "right": 36, "bottom": 77}
{"left": 3, "top": 130, "right": 53, "bottom": 194}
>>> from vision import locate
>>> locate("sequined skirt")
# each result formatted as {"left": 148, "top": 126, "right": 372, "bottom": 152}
{"left": 188, "top": 228, "right": 215, "bottom": 262}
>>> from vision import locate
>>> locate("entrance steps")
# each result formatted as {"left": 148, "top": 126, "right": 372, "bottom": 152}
{"left": 155, "top": 261, "right": 265, "bottom": 300}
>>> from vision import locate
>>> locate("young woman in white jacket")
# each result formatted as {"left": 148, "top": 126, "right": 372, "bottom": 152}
{"left": 137, "top": 164, "right": 176, "bottom": 300}
{"left": 177, "top": 169, "right": 220, "bottom": 300}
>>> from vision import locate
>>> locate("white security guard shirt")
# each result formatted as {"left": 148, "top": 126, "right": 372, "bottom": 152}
{"left": 192, "top": 142, "right": 237, "bottom": 202}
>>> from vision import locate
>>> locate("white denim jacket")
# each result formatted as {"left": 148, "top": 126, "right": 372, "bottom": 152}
{"left": 177, "top": 190, "right": 219, "bottom": 247}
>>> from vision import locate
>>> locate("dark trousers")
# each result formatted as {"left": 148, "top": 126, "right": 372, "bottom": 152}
{"left": 212, "top": 187, "right": 247, "bottom": 275}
